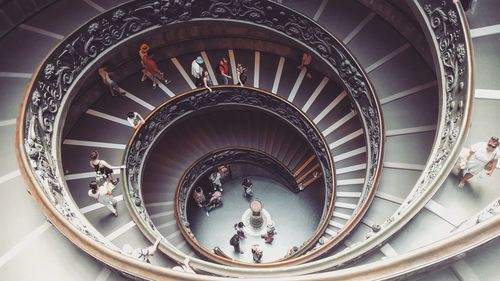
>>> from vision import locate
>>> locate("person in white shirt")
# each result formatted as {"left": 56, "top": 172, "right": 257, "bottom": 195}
{"left": 88, "top": 180, "right": 118, "bottom": 216}
{"left": 191, "top": 56, "right": 204, "bottom": 86}
{"left": 127, "top": 111, "right": 145, "bottom": 129}
{"left": 209, "top": 171, "right": 223, "bottom": 191}
{"left": 458, "top": 136, "right": 499, "bottom": 188}
{"left": 122, "top": 238, "right": 161, "bottom": 263}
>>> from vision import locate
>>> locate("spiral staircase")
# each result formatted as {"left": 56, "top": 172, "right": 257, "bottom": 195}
{"left": 1, "top": 0, "right": 500, "bottom": 280}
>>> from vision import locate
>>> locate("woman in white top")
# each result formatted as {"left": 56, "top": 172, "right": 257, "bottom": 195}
{"left": 127, "top": 111, "right": 145, "bottom": 129}
{"left": 459, "top": 136, "right": 499, "bottom": 188}
{"left": 88, "top": 180, "right": 118, "bottom": 216}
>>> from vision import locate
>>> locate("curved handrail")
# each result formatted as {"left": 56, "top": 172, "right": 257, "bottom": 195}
{"left": 124, "top": 85, "right": 335, "bottom": 267}
{"left": 308, "top": 0, "right": 476, "bottom": 268}
{"left": 17, "top": 0, "right": 384, "bottom": 278}
{"left": 174, "top": 147, "right": 312, "bottom": 263}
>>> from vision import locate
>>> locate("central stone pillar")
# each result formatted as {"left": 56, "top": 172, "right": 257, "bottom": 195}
{"left": 241, "top": 199, "right": 272, "bottom": 236}
{"left": 249, "top": 199, "right": 264, "bottom": 229}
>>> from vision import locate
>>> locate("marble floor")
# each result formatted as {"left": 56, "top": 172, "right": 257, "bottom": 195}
{"left": 187, "top": 176, "right": 324, "bottom": 263}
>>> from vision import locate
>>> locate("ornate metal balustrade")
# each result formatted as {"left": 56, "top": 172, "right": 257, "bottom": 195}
{"left": 303, "top": 0, "right": 475, "bottom": 270}
{"left": 125, "top": 86, "right": 335, "bottom": 267}
{"left": 17, "top": 0, "right": 386, "bottom": 278}
{"left": 174, "top": 147, "right": 304, "bottom": 262}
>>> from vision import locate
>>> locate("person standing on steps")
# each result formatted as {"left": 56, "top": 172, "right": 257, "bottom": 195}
{"left": 89, "top": 150, "right": 119, "bottom": 185}
{"left": 98, "top": 67, "right": 126, "bottom": 96}
{"left": 458, "top": 136, "right": 499, "bottom": 188}
{"left": 122, "top": 237, "right": 162, "bottom": 263}
{"left": 210, "top": 170, "right": 223, "bottom": 192}
{"left": 192, "top": 186, "right": 206, "bottom": 208}
{"left": 202, "top": 70, "right": 213, "bottom": 92}
{"left": 88, "top": 180, "right": 118, "bottom": 217}
{"left": 230, "top": 234, "right": 244, "bottom": 254}
{"left": 297, "top": 52, "right": 313, "bottom": 79}
{"left": 139, "top": 43, "right": 171, "bottom": 89}
{"left": 191, "top": 56, "right": 204, "bottom": 87}
{"left": 236, "top": 63, "right": 247, "bottom": 86}
{"left": 126, "top": 111, "right": 145, "bottom": 129}
{"left": 218, "top": 57, "right": 232, "bottom": 85}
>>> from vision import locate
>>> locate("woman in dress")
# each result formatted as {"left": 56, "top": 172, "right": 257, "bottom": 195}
{"left": 139, "top": 43, "right": 171, "bottom": 89}
{"left": 458, "top": 136, "right": 499, "bottom": 188}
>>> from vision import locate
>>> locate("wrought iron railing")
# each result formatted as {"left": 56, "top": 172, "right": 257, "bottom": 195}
{"left": 17, "top": 0, "right": 386, "bottom": 278}
{"left": 305, "top": 0, "right": 476, "bottom": 269}
{"left": 124, "top": 86, "right": 335, "bottom": 267}
{"left": 174, "top": 147, "right": 304, "bottom": 262}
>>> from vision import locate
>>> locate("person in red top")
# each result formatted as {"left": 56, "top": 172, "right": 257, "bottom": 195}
{"left": 139, "top": 43, "right": 171, "bottom": 89}
{"left": 218, "top": 57, "right": 232, "bottom": 85}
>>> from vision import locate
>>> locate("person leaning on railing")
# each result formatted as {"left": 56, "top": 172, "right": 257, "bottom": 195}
{"left": 458, "top": 136, "right": 499, "bottom": 188}
{"left": 126, "top": 111, "right": 145, "bottom": 129}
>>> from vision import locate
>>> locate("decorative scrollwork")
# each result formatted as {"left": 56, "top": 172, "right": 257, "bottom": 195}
{"left": 22, "top": 0, "right": 195, "bottom": 250}
{"left": 175, "top": 148, "right": 298, "bottom": 239}
{"left": 21, "top": 0, "right": 385, "bottom": 274}
{"left": 126, "top": 87, "right": 334, "bottom": 232}
{"left": 366, "top": 0, "right": 470, "bottom": 238}
{"left": 197, "top": 0, "right": 382, "bottom": 216}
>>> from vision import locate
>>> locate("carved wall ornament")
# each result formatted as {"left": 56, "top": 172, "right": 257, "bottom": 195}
{"left": 20, "top": 0, "right": 386, "bottom": 273}
{"left": 365, "top": 0, "right": 470, "bottom": 239}
{"left": 125, "top": 88, "right": 334, "bottom": 233}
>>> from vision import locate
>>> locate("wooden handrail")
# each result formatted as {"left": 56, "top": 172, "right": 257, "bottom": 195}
{"left": 293, "top": 155, "right": 316, "bottom": 177}
{"left": 296, "top": 163, "right": 320, "bottom": 183}
{"left": 302, "top": 172, "right": 322, "bottom": 189}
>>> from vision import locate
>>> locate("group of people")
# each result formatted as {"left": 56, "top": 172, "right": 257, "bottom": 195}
{"left": 99, "top": 45, "right": 314, "bottom": 97}
{"left": 192, "top": 166, "right": 231, "bottom": 216}
{"left": 192, "top": 171, "right": 255, "bottom": 216}
{"left": 97, "top": 48, "right": 318, "bottom": 135}
{"left": 228, "top": 221, "right": 277, "bottom": 263}
{"left": 191, "top": 56, "right": 248, "bottom": 93}
{"left": 229, "top": 227, "right": 263, "bottom": 263}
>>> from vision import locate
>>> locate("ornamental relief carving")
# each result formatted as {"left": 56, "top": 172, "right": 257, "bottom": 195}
{"left": 21, "top": 0, "right": 383, "bottom": 256}
{"left": 367, "top": 0, "right": 469, "bottom": 237}
{"left": 126, "top": 88, "right": 334, "bottom": 230}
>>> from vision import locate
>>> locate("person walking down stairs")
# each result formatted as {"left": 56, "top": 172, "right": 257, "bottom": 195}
{"left": 87, "top": 180, "right": 118, "bottom": 217}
